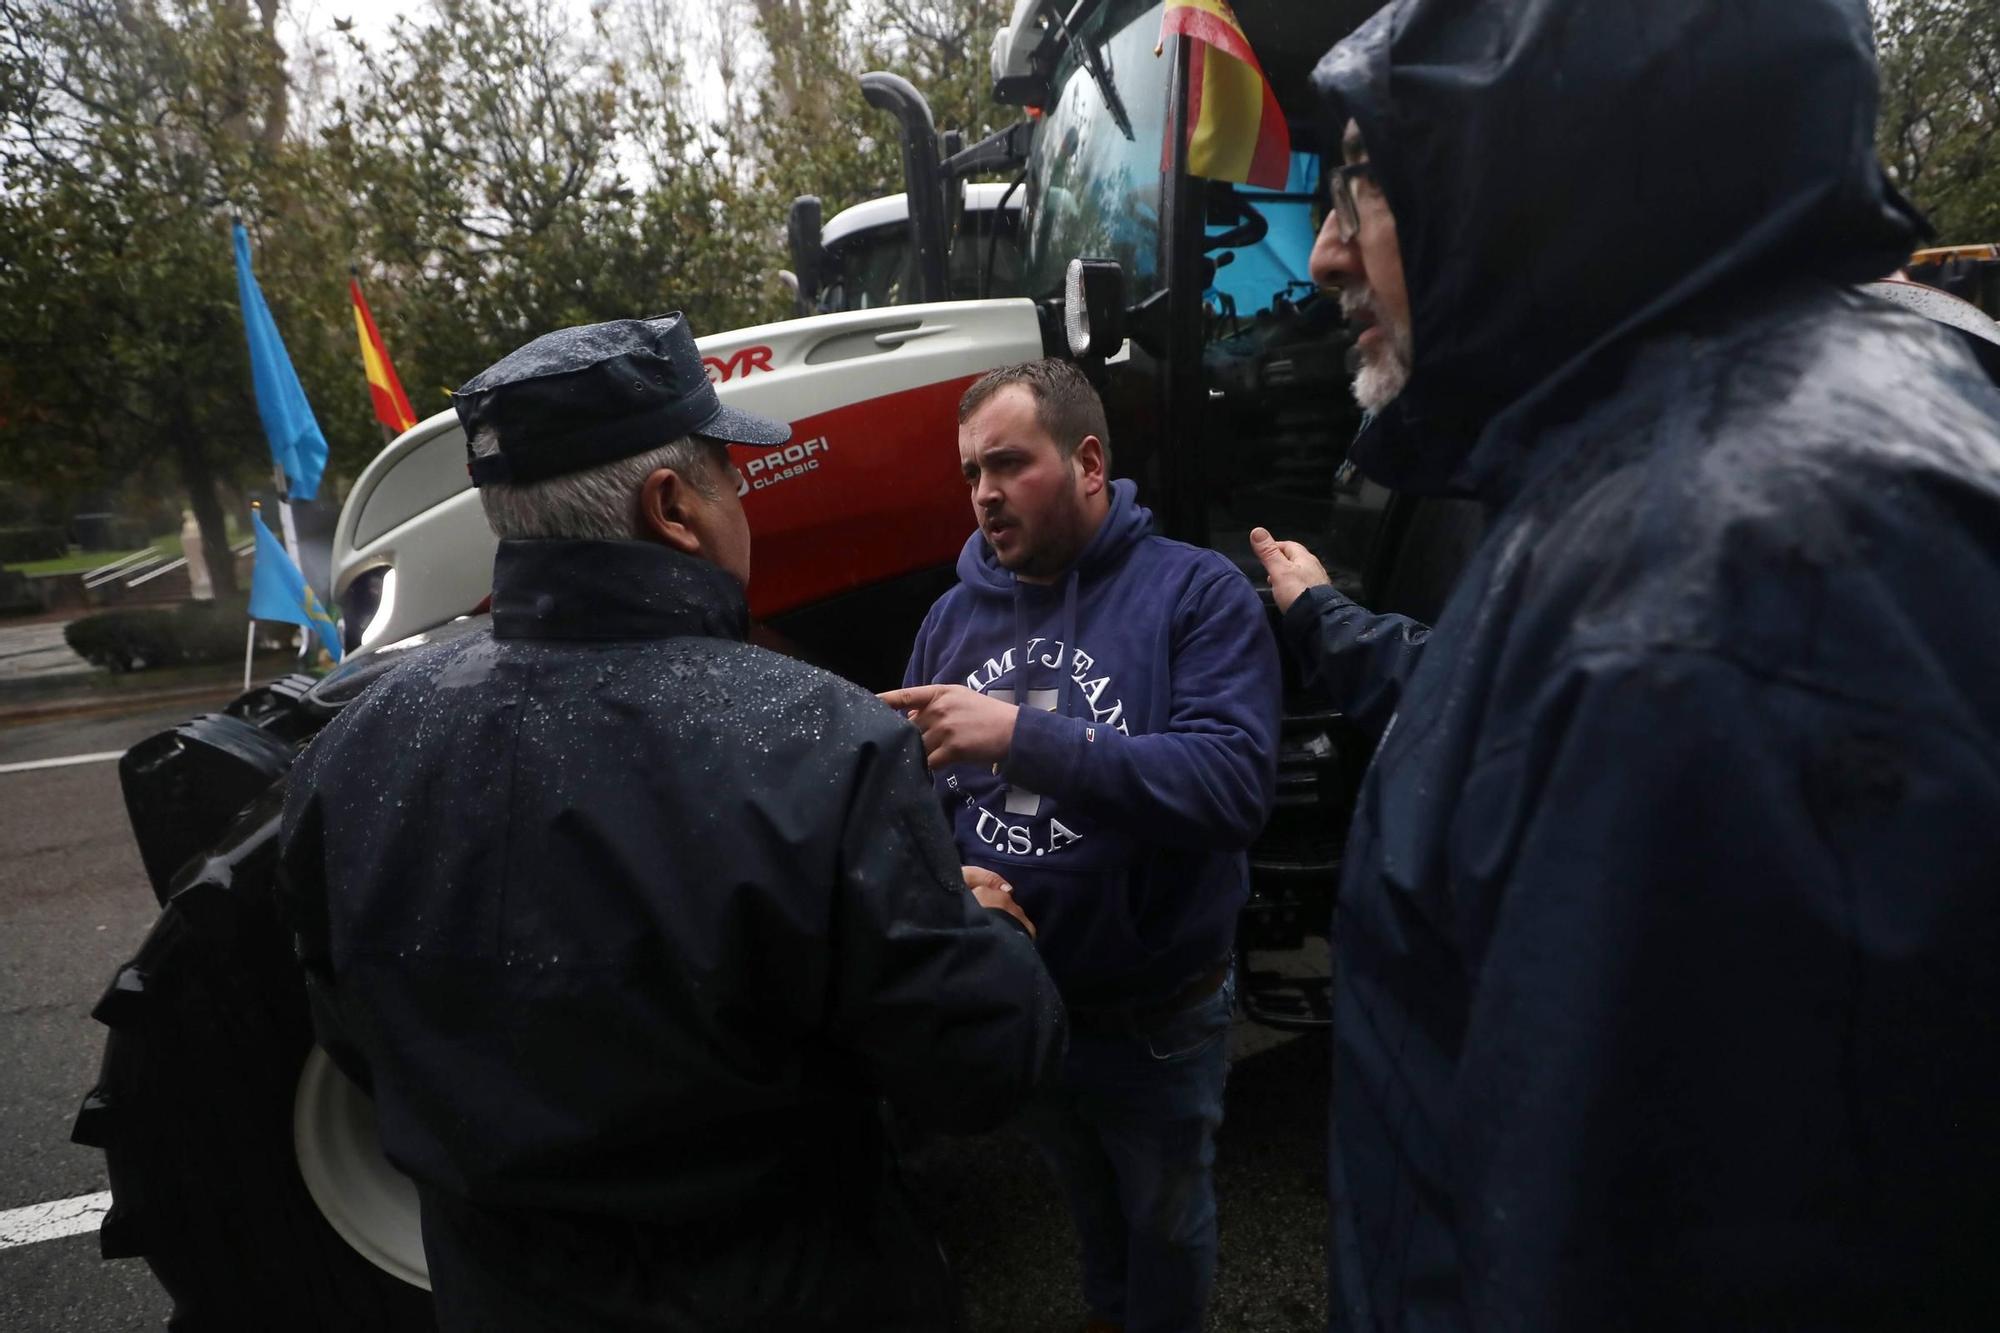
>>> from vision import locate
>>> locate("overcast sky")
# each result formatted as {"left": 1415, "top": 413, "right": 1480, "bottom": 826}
{"left": 276, "top": 0, "right": 737, "bottom": 159}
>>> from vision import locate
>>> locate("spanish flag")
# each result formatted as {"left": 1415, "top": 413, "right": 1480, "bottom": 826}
{"left": 349, "top": 273, "right": 418, "bottom": 436}
{"left": 1161, "top": 0, "right": 1290, "bottom": 190}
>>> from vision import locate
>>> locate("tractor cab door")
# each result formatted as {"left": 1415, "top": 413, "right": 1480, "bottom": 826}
{"left": 1003, "top": 0, "right": 1472, "bottom": 619}
{"left": 1149, "top": 0, "right": 1484, "bottom": 621}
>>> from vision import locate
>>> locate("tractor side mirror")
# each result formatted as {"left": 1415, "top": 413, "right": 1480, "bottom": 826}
{"left": 787, "top": 196, "right": 824, "bottom": 316}
{"left": 1064, "top": 257, "right": 1126, "bottom": 362}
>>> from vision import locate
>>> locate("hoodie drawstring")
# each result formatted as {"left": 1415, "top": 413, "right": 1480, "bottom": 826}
{"left": 1058, "top": 570, "right": 1078, "bottom": 720}
{"left": 1012, "top": 585, "right": 1029, "bottom": 714}
{"left": 1012, "top": 571, "right": 1082, "bottom": 719}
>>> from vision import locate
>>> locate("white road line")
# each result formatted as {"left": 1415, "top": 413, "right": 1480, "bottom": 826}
{"left": 0, "top": 751, "right": 125, "bottom": 775}
{"left": 0, "top": 1191, "right": 112, "bottom": 1249}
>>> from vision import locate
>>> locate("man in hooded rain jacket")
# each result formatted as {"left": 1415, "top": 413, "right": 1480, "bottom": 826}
{"left": 882, "top": 359, "right": 1281, "bottom": 1333}
{"left": 279, "top": 315, "right": 1066, "bottom": 1332}
{"left": 1249, "top": 1, "right": 2000, "bottom": 1328}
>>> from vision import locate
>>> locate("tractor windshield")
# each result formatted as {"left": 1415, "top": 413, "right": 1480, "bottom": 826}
{"left": 817, "top": 226, "right": 912, "bottom": 312}
{"left": 1020, "top": 1, "right": 1170, "bottom": 303}
{"left": 815, "top": 189, "right": 1027, "bottom": 312}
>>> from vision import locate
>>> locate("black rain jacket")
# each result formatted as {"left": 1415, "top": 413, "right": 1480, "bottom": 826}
{"left": 1292, "top": 1, "right": 2000, "bottom": 1328}
{"left": 280, "top": 539, "right": 1065, "bottom": 1332}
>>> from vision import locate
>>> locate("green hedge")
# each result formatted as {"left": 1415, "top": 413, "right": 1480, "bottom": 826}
{"left": 64, "top": 598, "right": 257, "bottom": 672}
{"left": 0, "top": 567, "right": 38, "bottom": 615}
{"left": 0, "top": 526, "right": 68, "bottom": 563}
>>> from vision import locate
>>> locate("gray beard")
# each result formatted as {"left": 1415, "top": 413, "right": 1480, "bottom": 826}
{"left": 1353, "top": 326, "right": 1414, "bottom": 413}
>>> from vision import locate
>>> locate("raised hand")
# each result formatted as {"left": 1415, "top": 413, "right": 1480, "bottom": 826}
{"left": 1249, "top": 526, "right": 1332, "bottom": 614}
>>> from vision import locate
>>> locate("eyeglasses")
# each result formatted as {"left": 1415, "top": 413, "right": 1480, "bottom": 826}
{"left": 1327, "top": 162, "right": 1378, "bottom": 244}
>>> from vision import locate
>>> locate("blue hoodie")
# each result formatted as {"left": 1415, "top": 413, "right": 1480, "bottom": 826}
{"left": 903, "top": 479, "right": 1280, "bottom": 1009}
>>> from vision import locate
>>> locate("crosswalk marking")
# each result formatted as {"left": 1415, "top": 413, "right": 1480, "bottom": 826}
{"left": 0, "top": 751, "right": 124, "bottom": 776}
{"left": 0, "top": 1192, "right": 112, "bottom": 1249}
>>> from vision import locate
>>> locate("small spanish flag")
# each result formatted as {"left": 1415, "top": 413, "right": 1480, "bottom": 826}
{"left": 349, "top": 273, "right": 419, "bottom": 436}
{"left": 1161, "top": 0, "right": 1290, "bottom": 190}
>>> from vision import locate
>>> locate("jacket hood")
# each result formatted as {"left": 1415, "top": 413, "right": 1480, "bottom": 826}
{"left": 1314, "top": 0, "right": 1924, "bottom": 498}
{"left": 955, "top": 478, "right": 1155, "bottom": 595}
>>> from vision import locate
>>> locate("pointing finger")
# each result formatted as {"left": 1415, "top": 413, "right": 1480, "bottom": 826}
{"left": 878, "top": 684, "right": 947, "bottom": 711}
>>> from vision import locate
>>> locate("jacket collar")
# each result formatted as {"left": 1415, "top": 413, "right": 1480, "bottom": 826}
{"left": 490, "top": 538, "right": 748, "bottom": 642}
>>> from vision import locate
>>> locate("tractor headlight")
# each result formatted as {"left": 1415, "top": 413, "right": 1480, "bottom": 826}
{"left": 341, "top": 566, "right": 398, "bottom": 651}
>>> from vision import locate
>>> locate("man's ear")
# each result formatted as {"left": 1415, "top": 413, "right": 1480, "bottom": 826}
{"left": 638, "top": 467, "right": 703, "bottom": 556}
{"left": 1073, "top": 434, "right": 1108, "bottom": 497}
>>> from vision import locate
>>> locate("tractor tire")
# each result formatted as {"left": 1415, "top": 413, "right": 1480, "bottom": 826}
{"left": 71, "top": 783, "right": 434, "bottom": 1332}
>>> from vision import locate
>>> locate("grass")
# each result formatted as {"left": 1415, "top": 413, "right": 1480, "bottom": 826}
{"left": 8, "top": 547, "right": 152, "bottom": 577}
{"left": 5, "top": 517, "right": 246, "bottom": 578}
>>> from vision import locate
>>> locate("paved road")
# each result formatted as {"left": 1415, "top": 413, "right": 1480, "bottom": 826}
{"left": 0, "top": 620, "right": 90, "bottom": 685}
{"left": 0, "top": 700, "right": 1332, "bottom": 1331}
{"left": 0, "top": 703, "right": 209, "bottom": 1330}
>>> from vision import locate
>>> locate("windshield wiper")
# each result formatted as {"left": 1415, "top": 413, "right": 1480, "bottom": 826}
{"left": 1051, "top": 0, "right": 1135, "bottom": 141}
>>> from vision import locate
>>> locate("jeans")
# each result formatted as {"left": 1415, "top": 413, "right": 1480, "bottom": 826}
{"left": 1022, "top": 970, "right": 1234, "bottom": 1333}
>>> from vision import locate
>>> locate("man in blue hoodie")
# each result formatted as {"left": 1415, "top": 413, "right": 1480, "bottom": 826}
{"left": 881, "top": 359, "right": 1280, "bottom": 1333}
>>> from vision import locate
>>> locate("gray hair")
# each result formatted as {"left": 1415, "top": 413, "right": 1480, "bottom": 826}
{"left": 469, "top": 429, "right": 722, "bottom": 540}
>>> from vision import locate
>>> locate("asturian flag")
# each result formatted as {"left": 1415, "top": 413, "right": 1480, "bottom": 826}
{"left": 247, "top": 509, "right": 342, "bottom": 660}
{"left": 1160, "top": 0, "right": 1291, "bottom": 190}
{"left": 350, "top": 273, "right": 419, "bottom": 436}
{"left": 231, "top": 222, "right": 331, "bottom": 502}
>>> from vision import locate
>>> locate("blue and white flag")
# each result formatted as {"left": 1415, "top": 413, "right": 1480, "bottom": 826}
{"left": 247, "top": 510, "right": 342, "bottom": 660}
{"left": 232, "top": 221, "right": 330, "bottom": 502}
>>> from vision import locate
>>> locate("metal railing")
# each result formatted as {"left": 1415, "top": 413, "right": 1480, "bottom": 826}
{"left": 80, "top": 548, "right": 161, "bottom": 588}
{"left": 124, "top": 541, "right": 253, "bottom": 589}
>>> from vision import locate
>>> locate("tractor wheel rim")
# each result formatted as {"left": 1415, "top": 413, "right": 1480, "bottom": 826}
{"left": 293, "top": 1046, "right": 431, "bottom": 1290}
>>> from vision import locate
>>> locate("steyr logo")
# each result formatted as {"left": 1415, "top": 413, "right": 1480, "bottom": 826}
{"left": 703, "top": 345, "right": 775, "bottom": 383}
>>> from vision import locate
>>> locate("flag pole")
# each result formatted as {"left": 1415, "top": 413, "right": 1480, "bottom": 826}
{"left": 271, "top": 466, "right": 309, "bottom": 665}
{"left": 272, "top": 465, "right": 303, "bottom": 567}
{"left": 245, "top": 500, "right": 261, "bottom": 690}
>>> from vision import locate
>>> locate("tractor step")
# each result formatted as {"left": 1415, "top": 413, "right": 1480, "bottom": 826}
{"left": 1238, "top": 963, "right": 1333, "bottom": 1030}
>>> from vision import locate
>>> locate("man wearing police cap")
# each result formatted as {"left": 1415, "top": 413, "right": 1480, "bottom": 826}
{"left": 280, "top": 313, "right": 1065, "bottom": 1332}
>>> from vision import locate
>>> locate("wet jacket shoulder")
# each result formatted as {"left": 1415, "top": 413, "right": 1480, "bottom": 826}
{"left": 1488, "top": 284, "right": 2000, "bottom": 718}
{"left": 279, "top": 538, "right": 1063, "bottom": 1330}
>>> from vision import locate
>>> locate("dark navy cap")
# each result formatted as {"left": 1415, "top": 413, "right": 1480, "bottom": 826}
{"left": 454, "top": 313, "right": 791, "bottom": 487}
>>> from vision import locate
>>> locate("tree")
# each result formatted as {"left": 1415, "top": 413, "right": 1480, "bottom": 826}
{"left": 739, "top": 0, "right": 1012, "bottom": 228}
{"left": 327, "top": 0, "right": 780, "bottom": 406}
{"left": 0, "top": 0, "right": 376, "bottom": 590}
{"left": 1875, "top": 0, "right": 2000, "bottom": 243}
{"left": 0, "top": 0, "right": 1027, "bottom": 583}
